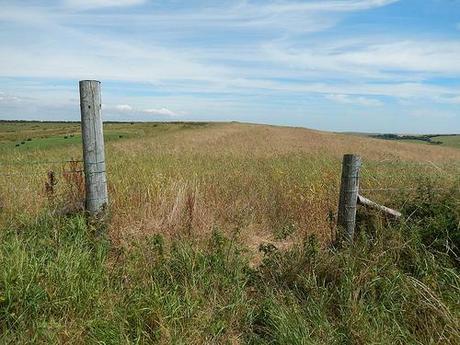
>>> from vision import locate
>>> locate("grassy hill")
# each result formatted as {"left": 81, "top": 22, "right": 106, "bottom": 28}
{"left": 1, "top": 121, "right": 459, "bottom": 343}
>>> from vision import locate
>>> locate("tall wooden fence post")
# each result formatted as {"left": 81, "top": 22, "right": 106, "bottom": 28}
{"left": 79, "top": 80, "right": 108, "bottom": 217}
{"left": 337, "top": 154, "right": 361, "bottom": 242}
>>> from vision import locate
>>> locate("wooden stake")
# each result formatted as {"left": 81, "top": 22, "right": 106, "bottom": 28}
{"left": 337, "top": 154, "right": 361, "bottom": 242}
{"left": 79, "top": 80, "right": 108, "bottom": 217}
{"left": 357, "top": 195, "right": 402, "bottom": 218}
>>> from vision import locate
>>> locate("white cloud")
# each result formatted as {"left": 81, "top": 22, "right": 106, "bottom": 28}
{"left": 64, "top": 0, "right": 146, "bottom": 10}
{"left": 104, "top": 104, "right": 181, "bottom": 117}
{"left": 115, "top": 104, "right": 133, "bottom": 111}
{"left": 263, "top": 0, "right": 399, "bottom": 13}
{"left": 142, "top": 108, "right": 180, "bottom": 116}
{"left": 325, "top": 94, "right": 384, "bottom": 106}
{"left": 0, "top": 91, "right": 26, "bottom": 103}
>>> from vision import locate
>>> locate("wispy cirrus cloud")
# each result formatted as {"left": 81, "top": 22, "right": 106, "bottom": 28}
{"left": 0, "top": 91, "right": 24, "bottom": 103}
{"left": 263, "top": 39, "right": 460, "bottom": 79}
{"left": 63, "top": 0, "right": 146, "bottom": 10}
{"left": 261, "top": 0, "right": 399, "bottom": 13}
{"left": 325, "top": 94, "right": 384, "bottom": 106}
{"left": 434, "top": 95, "right": 460, "bottom": 105}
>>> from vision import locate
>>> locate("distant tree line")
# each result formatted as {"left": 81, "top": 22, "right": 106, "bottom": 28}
{"left": 371, "top": 133, "right": 445, "bottom": 145}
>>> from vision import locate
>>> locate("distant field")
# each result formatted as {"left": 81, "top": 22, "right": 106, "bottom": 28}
{"left": 0, "top": 121, "right": 135, "bottom": 151}
{"left": 433, "top": 135, "right": 460, "bottom": 148}
{"left": 396, "top": 137, "right": 460, "bottom": 148}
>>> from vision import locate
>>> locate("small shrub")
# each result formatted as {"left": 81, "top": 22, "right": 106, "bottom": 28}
{"left": 398, "top": 183, "right": 460, "bottom": 264}
{"left": 60, "top": 161, "right": 85, "bottom": 214}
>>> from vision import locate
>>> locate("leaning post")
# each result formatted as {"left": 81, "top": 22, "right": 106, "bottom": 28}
{"left": 79, "top": 80, "right": 108, "bottom": 218}
{"left": 337, "top": 154, "right": 361, "bottom": 242}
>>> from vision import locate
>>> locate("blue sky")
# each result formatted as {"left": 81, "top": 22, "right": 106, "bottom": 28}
{"left": 0, "top": 0, "right": 459, "bottom": 133}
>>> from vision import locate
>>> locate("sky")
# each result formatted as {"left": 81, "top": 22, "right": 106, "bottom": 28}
{"left": 0, "top": 0, "right": 460, "bottom": 133}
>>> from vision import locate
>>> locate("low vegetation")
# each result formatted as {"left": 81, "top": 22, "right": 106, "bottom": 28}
{"left": 0, "top": 122, "right": 459, "bottom": 343}
{"left": 1, "top": 187, "right": 459, "bottom": 343}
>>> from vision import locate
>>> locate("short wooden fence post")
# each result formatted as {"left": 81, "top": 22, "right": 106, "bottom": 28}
{"left": 337, "top": 154, "right": 361, "bottom": 242}
{"left": 79, "top": 80, "right": 108, "bottom": 217}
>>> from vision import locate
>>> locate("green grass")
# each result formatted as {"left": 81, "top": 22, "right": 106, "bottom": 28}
{"left": 1, "top": 188, "right": 459, "bottom": 344}
{"left": 0, "top": 121, "right": 209, "bottom": 155}
{"left": 1, "top": 132, "right": 131, "bottom": 151}
{"left": 0, "top": 121, "right": 143, "bottom": 152}
{"left": 433, "top": 135, "right": 460, "bottom": 149}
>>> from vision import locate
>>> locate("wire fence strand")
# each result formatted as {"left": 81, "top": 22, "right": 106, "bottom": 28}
{"left": 0, "top": 159, "right": 83, "bottom": 166}
{"left": 0, "top": 169, "right": 84, "bottom": 177}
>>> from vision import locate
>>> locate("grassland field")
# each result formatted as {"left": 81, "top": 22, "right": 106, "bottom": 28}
{"left": 0, "top": 121, "right": 459, "bottom": 344}
{"left": 1, "top": 121, "right": 459, "bottom": 242}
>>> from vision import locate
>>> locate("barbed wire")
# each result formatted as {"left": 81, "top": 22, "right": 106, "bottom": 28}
{"left": 360, "top": 161, "right": 459, "bottom": 188}
{"left": 360, "top": 187, "right": 454, "bottom": 192}
{"left": 361, "top": 164, "right": 460, "bottom": 180}
{"left": 0, "top": 159, "right": 83, "bottom": 166}
{"left": 369, "top": 158, "right": 460, "bottom": 166}
{"left": 0, "top": 160, "right": 109, "bottom": 167}
{"left": 0, "top": 169, "right": 84, "bottom": 177}
{"left": 0, "top": 155, "right": 455, "bottom": 195}
{"left": 361, "top": 162, "right": 460, "bottom": 171}
{"left": 0, "top": 157, "right": 104, "bottom": 178}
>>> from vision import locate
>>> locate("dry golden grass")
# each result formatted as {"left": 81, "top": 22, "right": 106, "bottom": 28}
{"left": 1, "top": 122, "right": 459, "bottom": 255}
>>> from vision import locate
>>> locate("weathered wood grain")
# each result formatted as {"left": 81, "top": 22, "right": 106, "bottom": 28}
{"left": 79, "top": 80, "right": 108, "bottom": 217}
{"left": 337, "top": 154, "right": 361, "bottom": 242}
